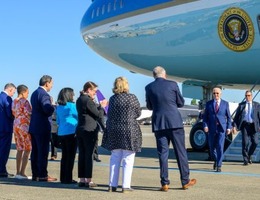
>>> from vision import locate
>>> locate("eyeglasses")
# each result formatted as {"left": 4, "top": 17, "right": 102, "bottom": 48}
{"left": 245, "top": 95, "right": 251, "bottom": 97}
{"left": 213, "top": 93, "right": 219, "bottom": 95}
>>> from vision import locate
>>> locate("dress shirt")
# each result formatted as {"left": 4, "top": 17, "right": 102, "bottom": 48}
{"left": 243, "top": 101, "right": 253, "bottom": 123}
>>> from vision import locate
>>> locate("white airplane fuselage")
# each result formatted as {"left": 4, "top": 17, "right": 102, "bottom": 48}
{"left": 81, "top": 0, "right": 260, "bottom": 89}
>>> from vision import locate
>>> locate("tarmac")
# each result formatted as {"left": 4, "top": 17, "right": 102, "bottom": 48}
{"left": 1, "top": 125, "right": 260, "bottom": 200}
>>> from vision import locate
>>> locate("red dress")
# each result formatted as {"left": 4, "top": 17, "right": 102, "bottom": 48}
{"left": 12, "top": 98, "right": 32, "bottom": 151}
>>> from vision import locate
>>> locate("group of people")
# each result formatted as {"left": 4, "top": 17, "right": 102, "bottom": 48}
{"left": 0, "top": 65, "right": 258, "bottom": 193}
{"left": 203, "top": 88, "right": 260, "bottom": 172}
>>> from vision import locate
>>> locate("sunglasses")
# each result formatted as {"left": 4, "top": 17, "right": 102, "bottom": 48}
{"left": 213, "top": 93, "right": 219, "bottom": 95}
{"left": 245, "top": 95, "right": 251, "bottom": 97}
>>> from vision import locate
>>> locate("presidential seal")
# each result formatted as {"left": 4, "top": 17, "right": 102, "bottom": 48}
{"left": 218, "top": 7, "right": 254, "bottom": 52}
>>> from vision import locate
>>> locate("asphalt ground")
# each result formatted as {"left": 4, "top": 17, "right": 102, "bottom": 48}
{"left": 1, "top": 125, "right": 260, "bottom": 200}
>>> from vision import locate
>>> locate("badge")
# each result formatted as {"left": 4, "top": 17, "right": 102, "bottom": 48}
{"left": 218, "top": 7, "right": 254, "bottom": 52}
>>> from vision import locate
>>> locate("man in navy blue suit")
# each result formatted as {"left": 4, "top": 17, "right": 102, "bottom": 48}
{"left": 203, "top": 87, "right": 232, "bottom": 172}
{"left": 29, "top": 75, "right": 56, "bottom": 182}
{"left": 0, "top": 83, "right": 16, "bottom": 177}
{"left": 233, "top": 90, "right": 260, "bottom": 165}
{"left": 145, "top": 66, "right": 196, "bottom": 191}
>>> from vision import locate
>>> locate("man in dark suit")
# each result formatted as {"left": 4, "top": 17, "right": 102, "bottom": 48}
{"left": 203, "top": 87, "right": 232, "bottom": 172}
{"left": 0, "top": 83, "right": 16, "bottom": 177}
{"left": 29, "top": 75, "right": 56, "bottom": 182}
{"left": 233, "top": 90, "right": 260, "bottom": 165}
{"left": 145, "top": 66, "right": 196, "bottom": 191}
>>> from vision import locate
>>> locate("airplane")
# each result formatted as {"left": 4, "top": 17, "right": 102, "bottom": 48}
{"left": 80, "top": 0, "right": 260, "bottom": 151}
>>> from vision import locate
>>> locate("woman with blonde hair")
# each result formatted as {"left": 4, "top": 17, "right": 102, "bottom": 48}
{"left": 102, "top": 77, "right": 142, "bottom": 193}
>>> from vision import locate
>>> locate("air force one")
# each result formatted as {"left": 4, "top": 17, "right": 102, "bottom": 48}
{"left": 80, "top": 0, "right": 260, "bottom": 151}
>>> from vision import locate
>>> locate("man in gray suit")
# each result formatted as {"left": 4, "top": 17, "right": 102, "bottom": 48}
{"left": 145, "top": 66, "right": 196, "bottom": 191}
{"left": 233, "top": 90, "right": 260, "bottom": 165}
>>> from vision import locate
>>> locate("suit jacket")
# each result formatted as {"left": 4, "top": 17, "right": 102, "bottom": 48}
{"left": 29, "top": 87, "right": 54, "bottom": 135}
{"left": 76, "top": 93, "right": 104, "bottom": 133}
{"left": 145, "top": 78, "right": 184, "bottom": 132}
{"left": 0, "top": 92, "right": 14, "bottom": 133}
{"left": 233, "top": 101, "right": 260, "bottom": 132}
{"left": 203, "top": 99, "right": 232, "bottom": 133}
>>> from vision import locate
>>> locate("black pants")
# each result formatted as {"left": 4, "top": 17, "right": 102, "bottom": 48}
{"left": 50, "top": 133, "right": 58, "bottom": 157}
{"left": 93, "top": 135, "right": 99, "bottom": 160}
{"left": 59, "top": 134, "right": 77, "bottom": 183}
{"left": 0, "top": 132, "right": 12, "bottom": 174}
{"left": 30, "top": 133, "right": 50, "bottom": 178}
{"left": 241, "top": 122, "right": 259, "bottom": 162}
{"left": 77, "top": 130, "right": 98, "bottom": 178}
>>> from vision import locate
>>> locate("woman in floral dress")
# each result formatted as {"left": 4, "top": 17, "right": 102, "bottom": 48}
{"left": 12, "top": 85, "right": 32, "bottom": 179}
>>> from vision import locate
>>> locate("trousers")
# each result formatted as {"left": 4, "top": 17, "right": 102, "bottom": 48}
{"left": 109, "top": 149, "right": 135, "bottom": 188}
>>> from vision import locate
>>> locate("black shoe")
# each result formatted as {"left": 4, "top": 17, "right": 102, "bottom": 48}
{"left": 248, "top": 156, "right": 252, "bottom": 164}
{"left": 94, "top": 158, "right": 101, "bottom": 162}
{"left": 108, "top": 186, "right": 117, "bottom": 192}
{"left": 61, "top": 180, "right": 77, "bottom": 184}
{"left": 0, "top": 172, "right": 14, "bottom": 178}
{"left": 78, "top": 182, "right": 86, "bottom": 187}
{"left": 213, "top": 162, "right": 217, "bottom": 170}
{"left": 216, "top": 167, "right": 221, "bottom": 172}
{"left": 243, "top": 161, "right": 248, "bottom": 166}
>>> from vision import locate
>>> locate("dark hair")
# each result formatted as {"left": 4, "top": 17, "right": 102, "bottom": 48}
{"left": 80, "top": 81, "right": 97, "bottom": 95}
{"left": 57, "top": 87, "right": 74, "bottom": 105}
{"left": 17, "top": 85, "right": 28, "bottom": 95}
{"left": 39, "top": 75, "right": 52, "bottom": 86}
{"left": 4, "top": 83, "right": 16, "bottom": 90}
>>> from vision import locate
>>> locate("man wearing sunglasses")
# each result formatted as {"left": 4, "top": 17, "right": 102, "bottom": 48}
{"left": 233, "top": 90, "right": 260, "bottom": 165}
{"left": 203, "top": 87, "right": 232, "bottom": 172}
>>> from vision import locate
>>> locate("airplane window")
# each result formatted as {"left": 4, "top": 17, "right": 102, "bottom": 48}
{"left": 114, "top": 0, "right": 117, "bottom": 11}
{"left": 96, "top": 7, "right": 100, "bottom": 17}
{"left": 102, "top": 5, "right": 105, "bottom": 15}
{"left": 258, "top": 15, "right": 260, "bottom": 34}
{"left": 120, "top": 0, "right": 124, "bottom": 8}
{"left": 107, "top": 3, "right": 111, "bottom": 13}
{"left": 91, "top": 9, "right": 95, "bottom": 18}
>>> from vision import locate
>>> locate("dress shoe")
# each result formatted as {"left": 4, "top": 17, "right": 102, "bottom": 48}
{"left": 108, "top": 186, "right": 117, "bottom": 192}
{"left": 15, "top": 174, "right": 28, "bottom": 179}
{"left": 159, "top": 184, "right": 169, "bottom": 192}
{"left": 243, "top": 161, "right": 248, "bottom": 166}
{"left": 86, "top": 182, "right": 98, "bottom": 188}
{"left": 182, "top": 179, "right": 197, "bottom": 190}
{"left": 37, "top": 176, "right": 57, "bottom": 182}
{"left": 122, "top": 188, "right": 134, "bottom": 193}
{"left": 0, "top": 172, "right": 14, "bottom": 178}
{"left": 50, "top": 156, "right": 57, "bottom": 161}
{"left": 94, "top": 158, "right": 101, "bottom": 162}
{"left": 213, "top": 162, "right": 217, "bottom": 170}
{"left": 78, "top": 182, "right": 86, "bottom": 187}
{"left": 61, "top": 180, "right": 77, "bottom": 184}
{"left": 216, "top": 167, "right": 221, "bottom": 172}
{"left": 248, "top": 156, "right": 252, "bottom": 164}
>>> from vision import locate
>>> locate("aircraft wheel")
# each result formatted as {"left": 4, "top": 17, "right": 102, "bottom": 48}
{"left": 189, "top": 122, "right": 208, "bottom": 151}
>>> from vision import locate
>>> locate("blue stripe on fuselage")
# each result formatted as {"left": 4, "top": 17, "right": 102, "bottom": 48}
{"left": 80, "top": 0, "right": 173, "bottom": 30}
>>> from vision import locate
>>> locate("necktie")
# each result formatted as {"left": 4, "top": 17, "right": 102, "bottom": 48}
{"left": 248, "top": 103, "right": 252, "bottom": 122}
{"left": 215, "top": 101, "right": 219, "bottom": 113}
